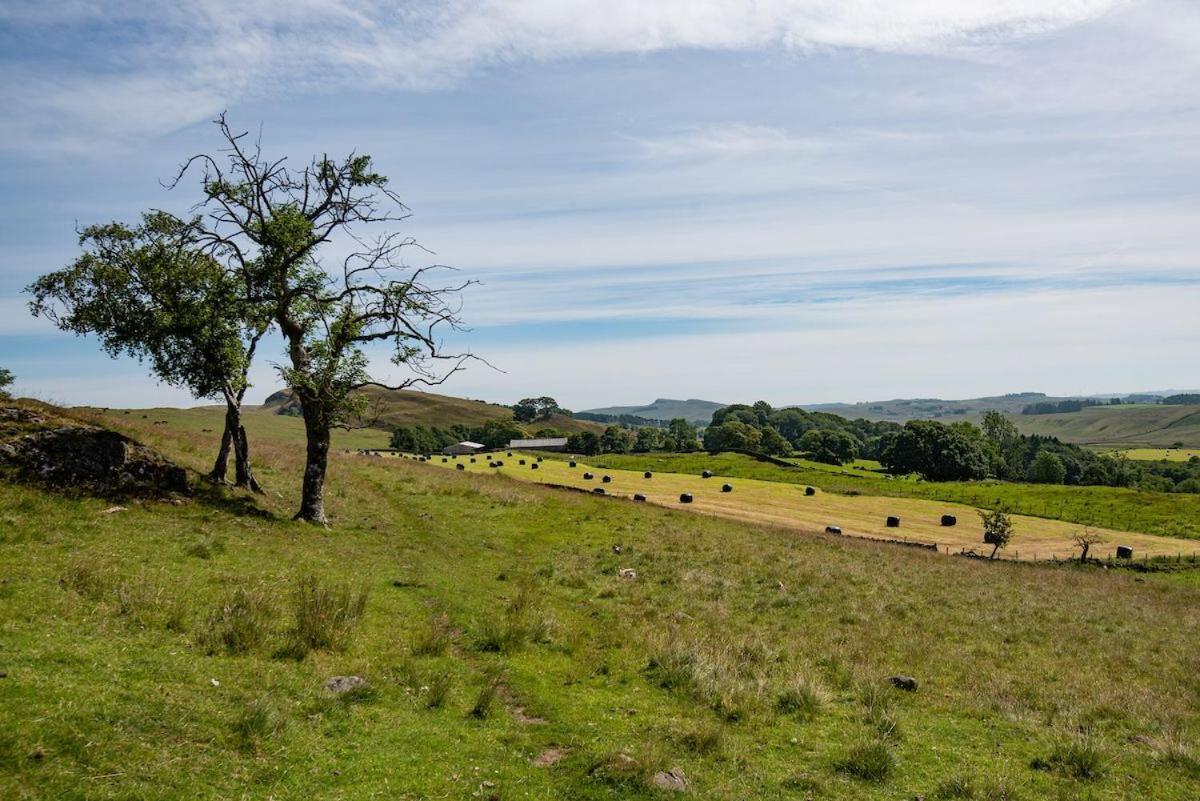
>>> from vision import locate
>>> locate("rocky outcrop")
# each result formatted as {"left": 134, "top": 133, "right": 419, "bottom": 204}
{"left": 1, "top": 405, "right": 189, "bottom": 498}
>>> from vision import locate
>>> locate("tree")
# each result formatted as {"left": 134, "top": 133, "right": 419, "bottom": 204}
{"left": 28, "top": 212, "right": 269, "bottom": 491}
{"left": 567, "top": 430, "right": 601, "bottom": 455}
{"left": 666, "top": 418, "right": 697, "bottom": 452}
{"left": 758, "top": 426, "right": 793, "bottom": 457}
{"left": 880, "top": 420, "right": 989, "bottom": 481}
{"left": 475, "top": 419, "right": 525, "bottom": 449}
{"left": 979, "top": 509, "right": 1014, "bottom": 559}
{"left": 0, "top": 366, "right": 12, "bottom": 399}
{"left": 799, "top": 429, "right": 858, "bottom": 465}
{"left": 1072, "top": 529, "right": 1105, "bottom": 563}
{"left": 703, "top": 421, "right": 762, "bottom": 452}
{"left": 1026, "top": 450, "right": 1066, "bottom": 484}
{"left": 633, "top": 426, "right": 662, "bottom": 453}
{"left": 512, "top": 396, "right": 564, "bottom": 423}
{"left": 171, "top": 117, "right": 474, "bottom": 524}
{"left": 600, "top": 425, "right": 633, "bottom": 454}
{"left": 981, "top": 410, "right": 1023, "bottom": 480}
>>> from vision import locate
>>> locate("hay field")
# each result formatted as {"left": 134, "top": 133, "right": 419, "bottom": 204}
{"left": 406, "top": 452, "right": 1192, "bottom": 561}
{"left": 1119, "top": 448, "right": 1200, "bottom": 462}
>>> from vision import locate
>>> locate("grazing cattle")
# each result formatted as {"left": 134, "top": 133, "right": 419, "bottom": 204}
{"left": 531, "top": 463, "right": 539, "bottom": 470}
{"left": 702, "top": 470, "right": 713, "bottom": 478}
{"left": 602, "top": 475, "right": 612, "bottom": 483}
{"left": 456, "top": 464, "right": 465, "bottom": 471}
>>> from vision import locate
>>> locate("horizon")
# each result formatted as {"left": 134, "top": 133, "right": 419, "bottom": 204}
{"left": 3, "top": 2, "right": 1199, "bottom": 410}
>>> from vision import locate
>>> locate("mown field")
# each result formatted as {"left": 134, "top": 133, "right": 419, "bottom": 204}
{"left": 1119, "top": 448, "right": 1200, "bottom": 463}
{"left": 560, "top": 452, "right": 1200, "bottom": 541}
{"left": 3, "top": 408, "right": 1200, "bottom": 800}
{"left": 411, "top": 452, "right": 1191, "bottom": 561}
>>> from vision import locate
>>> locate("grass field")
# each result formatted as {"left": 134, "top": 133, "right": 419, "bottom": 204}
{"left": 548, "top": 452, "right": 1200, "bottom": 541}
{"left": 1118, "top": 448, "right": 1200, "bottom": 462}
{"left": 4, "top": 404, "right": 1200, "bottom": 800}
{"left": 1012, "top": 403, "right": 1200, "bottom": 449}
{"left": 409, "top": 452, "right": 1192, "bottom": 561}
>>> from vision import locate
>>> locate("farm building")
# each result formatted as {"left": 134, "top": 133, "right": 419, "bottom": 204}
{"left": 442, "top": 441, "right": 486, "bottom": 455}
{"left": 508, "top": 437, "right": 569, "bottom": 451}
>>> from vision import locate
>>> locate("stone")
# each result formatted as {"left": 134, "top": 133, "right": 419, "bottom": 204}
{"left": 618, "top": 568, "right": 637, "bottom": 580}
{"left": 889, "top": 675, "right": 918, "bottom": 692}
{"left": 652, "top": 769, "right": 688, "bottom": 791}
{"left": 324, "top": 675, "right": 367, "bottom": 695}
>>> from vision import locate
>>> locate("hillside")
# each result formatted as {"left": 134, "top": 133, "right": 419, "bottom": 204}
{"left": 580, "top": 398, "right": 728, "bottom": 424}
{"left": 1013, "top": 403, "right": 1200, "bottom": 449}
{"left": 802, "top": 392, "right": 1070, "bottom": 422}
{"left": 4, "top": 406, "right": 1200, "bottom": 799}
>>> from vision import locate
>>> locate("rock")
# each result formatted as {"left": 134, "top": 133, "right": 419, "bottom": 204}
{"left": 101, "top": 506, "right": 127, "bottom": 514}
{"left": 618, "top": 568, "right": 637, "bottom": 580}
{"left": 889, "top": 675, "right": 918, "bottom": 692}
{"left": 324, "top": 675, "right": 367, "bottom": 695}
{"left": 612, "top": 544, "right": 622, "bottom": 554}
{"left": 652, "top": 769, "right": 688, "bottom": 791}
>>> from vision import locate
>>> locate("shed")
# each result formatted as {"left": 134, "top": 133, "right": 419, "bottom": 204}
{"left": 443, "top": 441, "right": 485, "bottom": 455}
{"left": 508, "top": 437, "right": 569, "bottom": 452}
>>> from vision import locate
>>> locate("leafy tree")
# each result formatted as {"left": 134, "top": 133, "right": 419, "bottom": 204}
{"left": 170, "top": 116, "right": 474, "bottom": 524}
{"left": 567, "top": 430, "right": 601, "bottom": 455}
{"left": 981, "top": 410, "right": 1024, "bottom": 480}
{"left": 633, "top": 426, "right": 662, "bottom": 453}
{"left": 600, "top": 425, "right": 633, "bottom": 454}
{"left": 512, "top": 396, "right": 564, "bottom": 423}
{"left": 1026, "top": 450, "right": 1067, "bottom": 484}
{"left": 703, "top": 421, "right": 762, "bottom": 452}
{"left": 475, "top": 419, "right": 525, "bottom": 449}
{"left": 28, "top": 212, "right": 269, "bottom": 491}
{"left": 979, "top": 509, "right": 1014, "bottom": 559}
{"left": 709, "top": 404, "right": 759, "bottom": 427}
{"left": 880, "top": 420, "right": 989, "bottom": 481}
{"left": 1175, "top": 477, "right": 1200, "bottom": 494}
{"left": 666, "top": 418, "right": 698, "bottom": 452}
{"left": 799, "top": 429, "right": 858, "bottom": 465}
{"left": 0, "top": 366, "right": 12, "bottom": 399}
{"left": 758, "top": 426, "right": 792, "bottom": 457}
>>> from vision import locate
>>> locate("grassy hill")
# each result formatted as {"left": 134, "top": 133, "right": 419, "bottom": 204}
{"left": 580, "top": 398, "right": 728, "bottom": 424}
{"left": 1012, "top": 404, "right": 1200, "bottom": 449}
{"left": 803, "top": 392, "right": 1069, "bottom": 422}
{"left": 4, "top": 404, "right": 1200, "bottom": 799}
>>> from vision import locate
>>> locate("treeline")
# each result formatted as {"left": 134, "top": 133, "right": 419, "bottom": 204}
{"left": 1161, "top": 393, "right": 1200, "bottom": 405}
{"left": 881, "top": 412, "right": 1200, "bottom": 492}
{"left": 561, "top": 420, "right": 698, "bottom": 455}
{"left": 701, "top": 401, "right": 900, "bottom": 464}
{"left": 1021, "top": 399, "right": 1103, "bottom": 415}
{"left": 390, "top": 420, "right": 531, "bottom": 452}
{"left": 573, "top": 411, "right": 669, "bottom": 428}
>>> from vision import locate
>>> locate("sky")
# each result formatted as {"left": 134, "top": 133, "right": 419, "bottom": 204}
{"left": 1, "top": 0, "right": 1198, "bottom": 411}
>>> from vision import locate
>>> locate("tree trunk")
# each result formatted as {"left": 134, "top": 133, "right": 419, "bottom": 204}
{"left": 230, "top": 405, "right": 262, "bottom": 494}
{"left": 295, "top": 396, "right": 330, "bottom": 525}
{"left": 208, "top": 406, "right": 235, "bottom": 483}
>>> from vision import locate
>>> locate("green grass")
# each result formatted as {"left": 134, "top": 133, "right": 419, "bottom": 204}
{"left": 1013, "top": 403, "right": 1200, "bottom": 449}
{"left": 3, "top": 409, "right": 1200, "bottom": 799}
{"left": 566, "top": 451, "right": 1200, "bottom": 540}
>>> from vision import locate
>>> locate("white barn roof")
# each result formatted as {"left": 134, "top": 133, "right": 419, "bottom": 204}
{"left": 509, "top": 437, "right": 568, "bottom": 448}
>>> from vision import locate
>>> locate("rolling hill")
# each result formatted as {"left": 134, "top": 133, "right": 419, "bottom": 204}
{"left": 579, "top": 398, "right": 728, "bottom": 424}
{"left": 1013, "top": 403, "right": 1200, "bottom": 449}
{"left": 802, "top": 392, "right": 1082, "bottom": 422}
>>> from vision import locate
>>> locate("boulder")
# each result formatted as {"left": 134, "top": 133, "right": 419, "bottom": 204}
{"left": 652, "top": 769, "right": 688, "bottom": 792}
{"left": 324, "top": 675, "right": 367, "bottom": 695}
{"left": 889, "top": 675, "right": 918, "bottom": 692}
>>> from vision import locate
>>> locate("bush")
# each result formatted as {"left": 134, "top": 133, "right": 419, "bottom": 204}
{"left": 835, "top": 739, "right": 894, "bottom": 782}
{"left": 286, "top": 574, "right": 368, "bottom": 655}
{"left": 200, "top": 586, "right": 276, "bottom": 654}
{"left": 775, "top": 672, "right": 828, "bottom": 720}
{"left": 231, "top": 697, "right": 285, "bottom": 752}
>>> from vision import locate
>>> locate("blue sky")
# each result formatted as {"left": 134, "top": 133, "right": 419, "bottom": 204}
{"left": 2, "top": 1, "right": 1199, "bottom": 410}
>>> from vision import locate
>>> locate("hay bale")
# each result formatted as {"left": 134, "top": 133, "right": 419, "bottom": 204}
{"left": 442, "top": 458, "right": 448, "bottom": 463}
{"left": 886, "top": 516, "right": 900, "bottom": 528}
{"left": 1116, "top": 545, "right": 1133, "bottom": 559}
{"left": 825, "top": 525, "right": 842, "bottom": 535}
{"left": 456, "top": 464, "right": 465, "bottom": 471}
{"left": 633, "top": 493, "right": 646, "bottom": 502}
{"left": 804, "top": 486, "right": 816, "bottom": 496}
{"left": 507, "top": 452, "right": 513, "bottom": 457}
{"left": 602, "top": 475, "right": 612, "bottom": 483}
{"left": 583, "top": 472, "right": 594, "bottom": 480}
{"left": 679, "top": 493, "right": 693, "bottom": 503}
{"left": 721, "top": 483, "right": 733, "bottom": 493}
{"left": 537, "top": 456, "right": 544, "bottom": 462}
{"left": 519, "top": 459, "right": 526, "bottom": 465}
{"left": 569, "top": 461, "right": 577, "bottom": 468}
{"left": 592, "top": 487, "right": 605, "bottom": 495}
{"left": 470, "top": 457, "right": 476, "bottom": 463}
{"left": 702, "top": 470, "right": 713, "bottom": 478}
{"left": 940, "top": 514, "right": 956, "bottom": 526}
{"left": 644, "top": 471, "right": 652, "bottom": 479}
{"left": 531, "top": 463, "right": 539, "bottom": 470}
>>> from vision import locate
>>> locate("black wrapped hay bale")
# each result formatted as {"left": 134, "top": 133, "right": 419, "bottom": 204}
{"left": 531, "top": 463, "right": 539, "bottom": 470}
{"left": 602, "top": 475, "right": 612, "bottom": 483}
{"left": 886, "top": 516, "right": 900, "bottom": 528}
{"left": 442, "top": 457, "right": 448, "bottom": 463}
{"left": 721, "top": 483, "right": 733, "bottom": 493}
{"left": 456, "top": 464, "right": 465, "bottom": 471}
{"left": 583, "top": 472, "right": 594, "bottom": 480}
{"left": 940, "top": 514, "right": 956, "bottom": 526}
{"left": 592, "top": 487, "right": 605, "bottom": 495}
{"left": 519, "top": 459, "right": 526, "bottom": 465}
{"left": 825, "top": 525, "right": 842, "bottom": 535}
{"left": 537, "top": 456, "right": 544, "bottom": 462}
{"left": 679, "top": 493, "right": 693, "bottom": 503}
{"left": 644, "top": 471, "right": 652, "bottom": 479}
{"left": 1116, "top": 545, "right": 1133, "bottom": 559}
{"left": 470, "top": 457, "right": 476, "bottom": 463}
{"left": 633, "top": 493, "right": 646, "bottom": 502}
{"left": 569, "top": 461, "right": 577, "bottom": 468}
{"left": 805, "top": 486, "right": 816, "bottom": 496}
{"left": 507, "top": 452, "right": 513, "bottom": 457}
{"left": 702, "top": 470, "right": 713, "bottom": 478}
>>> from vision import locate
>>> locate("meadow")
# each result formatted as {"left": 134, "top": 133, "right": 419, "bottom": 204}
{"left": 412, "top": 452, "right": 1192, "bottom": 561}
{"left": 561, "top": 452, "right": 1200, "bottom": 541}
{"left": 3, "top": 406, "right": 1200, "bottom": 800}
{"left": 1119, "top": 448, "right": 1200, "bottom": 462}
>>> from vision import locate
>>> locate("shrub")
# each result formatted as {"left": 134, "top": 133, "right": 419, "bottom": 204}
{"left": 231, "top": 697, "right": 285, "bottom": 752}
{"left": 835, "top": 739, "right": 894, "bottom": 782}
{"left": 200, "top": 586, "right": 276, "bottom": 654}
{"left": 287, "top": 574, "right": 368, "bottom": 654}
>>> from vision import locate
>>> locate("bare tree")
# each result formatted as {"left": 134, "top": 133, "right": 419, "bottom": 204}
{"left": 172, "top": 116, "right": 475, "bottom": 524}
{"left": 1072, "top": 529, "right": 1106, "bottom": 563}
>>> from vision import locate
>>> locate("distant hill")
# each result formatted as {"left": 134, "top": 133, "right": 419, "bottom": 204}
{"left": 579, "top": 398, "right": 728, "bottom": 425}
{"left": 800, "top": 392, "right": 1064, "bottom": 422}
{"left": 1012, "top": 404, "right": 1200, "bottom": 449}
{"left": 264, "top": 387, "right": 603, "bottom": 434}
